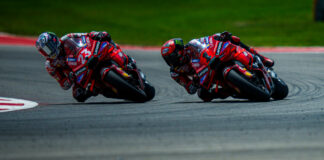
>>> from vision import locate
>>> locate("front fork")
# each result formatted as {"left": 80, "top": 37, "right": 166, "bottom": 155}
{"left": 252, "top": 56, "right": 275, "bottom": 94}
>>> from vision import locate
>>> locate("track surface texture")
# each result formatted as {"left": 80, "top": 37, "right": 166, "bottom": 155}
{"left": 0, "top": 45, "right": 324, "bottom": 160}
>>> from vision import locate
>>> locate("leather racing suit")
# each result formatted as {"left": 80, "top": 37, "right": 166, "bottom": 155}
{"left": 170, "top": 32, "right": 272, "bottom": 101}
{"left": 45, "top": 32, "right": 136, "bottom": 102}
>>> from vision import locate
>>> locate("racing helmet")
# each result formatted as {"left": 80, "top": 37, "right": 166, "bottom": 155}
{"left": 161, "top": 38, "right": 187, "bottom": 67}
{"left": 36, "top": 32, "right": 61, "bottom": 59}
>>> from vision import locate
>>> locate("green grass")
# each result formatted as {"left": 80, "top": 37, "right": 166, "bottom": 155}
{"left": 1, "top": 0, "right": 323, "bottom": 46}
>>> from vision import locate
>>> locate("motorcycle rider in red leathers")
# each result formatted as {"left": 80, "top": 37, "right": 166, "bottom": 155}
{"left": 161, "top": 31, "right": 274, "bottom": 102}
{"left": 36, "top": 31, "right": 137, "bottom": 102}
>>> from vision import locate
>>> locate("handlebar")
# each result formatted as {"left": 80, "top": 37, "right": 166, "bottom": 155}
{"left": 238, "top": 41, "right": 250, "bottom": 52}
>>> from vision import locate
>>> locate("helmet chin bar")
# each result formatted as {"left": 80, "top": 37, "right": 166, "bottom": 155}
{"left": 49, "top": 52, "right": 58, "bottom": 59}
{"left": 42, "top": 45, "right": 51, "bottom": 55}
{"left": 43, "top": 42, "right": 60, "bottom": 59}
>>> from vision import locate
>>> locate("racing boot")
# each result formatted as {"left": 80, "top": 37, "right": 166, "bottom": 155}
{"left": 73, "top": 86, "right": 92, "bottom": 102}
{"left": 250, "top": 48, "right": 274, "bottom": 68}
{"left": 214, "top": 88, "right": 230, "bottom": 99}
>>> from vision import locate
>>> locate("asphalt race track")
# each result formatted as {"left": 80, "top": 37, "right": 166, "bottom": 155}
{"left": 0, "top": 45, "right": 324, "bottom": 160}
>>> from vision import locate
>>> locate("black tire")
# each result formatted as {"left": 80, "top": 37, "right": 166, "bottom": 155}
{"left": 104, "top": 70, "right": 147, "bottom": 102}
{"left": 226, "top": 70, "right": 271, "bottom": 101}
{"left": 271, "top": 77, "right": 289, "bottom": 100}
{"left": 143, "top": 82, "right": 155, "bottom": 101}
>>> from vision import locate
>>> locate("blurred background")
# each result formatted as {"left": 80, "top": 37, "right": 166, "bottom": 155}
{"left": 1, "top": 0, "right": 323, "bottom": 46}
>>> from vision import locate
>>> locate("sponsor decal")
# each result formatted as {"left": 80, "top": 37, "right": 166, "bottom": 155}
{"left": 199, "top": 37, "right": 205, "bottom": 43}
{"left": 75, "top": 67, "right": 87, "bottom": 76}
{"left": 205, "top": 36, "right": 209, "bottom": 44}
{"left": 99, "top": 42, "right": 107, "bottom": 52}
{"left": 216, "top": 41, "right": 223, "bottom": 55}
{"left": 67, "top": 57, "right": 77, "bottom": 66}
{"left": 209, "top": 37, "right": 213, "bottom": 43}
{"left": 198, "top": 67, "right": 208, "bottom": 77}
{"left": 221, "top": 42, "right": 229, "bottom": 53}
{"left": 192, "top": 59, "right": 200, "bottom": 63}
{"left": 86, "top": 37, "right": 91, "bottom": 46}
{"left": 162, "top": 48, "right": 169, "bottom": 54}
{"left": 118, "top": 52, "right": 123, "bottom": 57}
{"left": 243, "top": 51, "right": 248, "bottom": 57}
{"left": 68, "top": 61, "right": 77, "bottom": 66}
{"left": 93, "top": 41, "right": 101, "bottom": 56}
{"left": 82, "top": 36, "right": 87, "bottom": 46}
{"left": 67, "top": 57, "right": 76, "bottom": 62}
{"left": 200, "top": 74, "right": 207, "bottom": 84}
{"left": 121, "top": 72, "right": 130, "bottom": 78}
{"left": 77, "top": 73, "right": 85, "bottom": 83}
{"left": 192, "top": 63, "right": 200, "bottom": 68}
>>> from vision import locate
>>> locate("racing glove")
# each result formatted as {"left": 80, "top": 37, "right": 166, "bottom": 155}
{"left": 250, "top": 47, "right": 274, "bottom": 67}
{"left": 249, "top": 48, "right": 259, "bottom": 55}
{"left": 230, "top": 35, "right": 240, "bottom": 45}
{"left": 89, "top": 31, "right": 112, "bottom": 42}
{"left": 219, "top": 31, "right": 232, "bottom": 41}
{"left": 216, "top": 31, "right": 241, "bottom": 44}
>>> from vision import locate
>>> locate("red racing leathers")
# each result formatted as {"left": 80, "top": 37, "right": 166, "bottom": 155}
{"left": 170, "top": 34, "right": 220, "bottom": 100}
{"left": 45, "top": 32, "right": 134, "bottom": 102}
{"left": 170, "top": 32, "right": 271, "bottom": 101}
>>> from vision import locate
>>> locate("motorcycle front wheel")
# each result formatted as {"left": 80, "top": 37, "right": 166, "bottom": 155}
{"left": 143, "top": 82, "right": 155, "bottom": 101}
{"left": 226, "top": 69, "right": 271, "bottom": 101}
{"left": 271, "top": 77, "right": 288, "bottom": 100}
{"left": 104, "top": 70, "right": 148, "bottom": 102}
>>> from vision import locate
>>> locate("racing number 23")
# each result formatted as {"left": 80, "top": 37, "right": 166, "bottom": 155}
{"left": 78, "top": 49, "right": 91, "bottom": 65}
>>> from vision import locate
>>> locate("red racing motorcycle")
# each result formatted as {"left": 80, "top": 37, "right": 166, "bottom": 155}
{"left": 65, "top": 37, "right": 155, "bottom": 102}
{"left": 193, "top": 41, "right": 288, "bottom": 101}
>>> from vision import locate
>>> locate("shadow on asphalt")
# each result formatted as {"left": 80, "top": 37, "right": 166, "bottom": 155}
{"left": 40, "top": 101, "right": 137, "bottom": 106}
{"left": 173, "top": 99, "right": 268, "bottom": 104}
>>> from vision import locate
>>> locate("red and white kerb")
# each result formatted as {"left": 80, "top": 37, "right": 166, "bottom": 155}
{"left": 0, "top": 97, "right": 38, "bottom": 112}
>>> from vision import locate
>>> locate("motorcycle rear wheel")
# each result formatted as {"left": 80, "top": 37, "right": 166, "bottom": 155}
{"left": 226, "top": 69, "right": 271, "bottom": 101}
